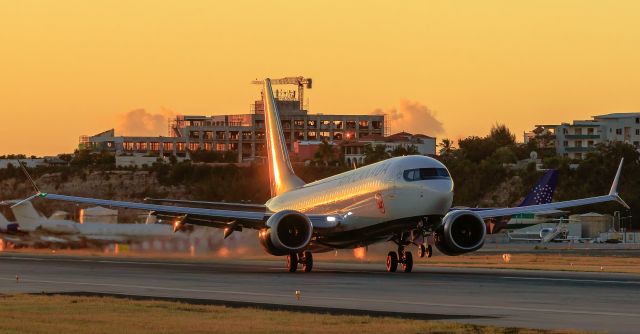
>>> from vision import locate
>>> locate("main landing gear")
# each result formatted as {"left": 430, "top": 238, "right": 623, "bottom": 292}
{"left": 286, "top": 251, "right": 313, "bottom": 273}
{"left": 386, "top": 246, "right": 413, "bottom": 273}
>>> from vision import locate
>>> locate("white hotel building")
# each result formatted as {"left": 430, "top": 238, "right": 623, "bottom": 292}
{"left": 525, "top": 113, "right": 640, "bottom": 159}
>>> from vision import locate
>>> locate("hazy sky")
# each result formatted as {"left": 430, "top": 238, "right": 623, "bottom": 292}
{"left": 1, "top": 0, "right": 639, "bottom": 156}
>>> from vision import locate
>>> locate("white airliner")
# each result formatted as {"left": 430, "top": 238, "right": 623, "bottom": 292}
{"left": 15, "top": 79, "right": 629, "bottom": 272}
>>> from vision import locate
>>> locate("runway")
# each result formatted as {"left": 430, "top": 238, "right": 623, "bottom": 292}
{"left": 1, "top": 253, "right": 639, "bottom": 333}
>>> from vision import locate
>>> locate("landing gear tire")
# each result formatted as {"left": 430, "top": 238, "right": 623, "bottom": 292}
{"left": 418, "top": 244, "right": 426, "bottom": 258}
{"left": 402, "top": 251, "right": 413, "bottom": 273}
{"left": 302, "top": 251, "right": 313, "bottom": 272}
{"left": 426, "top": 244, "right": 433, "bottom": 258}
{"left": 287, "top": 253, "right": 298, "bottom": 272}
{"left": 386, "top": 251, "right": 398, "bottom": 272}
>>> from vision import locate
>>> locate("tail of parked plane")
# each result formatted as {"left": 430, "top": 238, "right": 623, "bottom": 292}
{"left": 10, "top": 201, "right": 45, "bottom": 230}
{"left": 0, "top": 212, "right": 10, "bottom": 229}
{"left": 519, "top": 169, "right": 558, "bottom": 206}
{"left": 263, "top": 78, "right": 305, "bottom": 196}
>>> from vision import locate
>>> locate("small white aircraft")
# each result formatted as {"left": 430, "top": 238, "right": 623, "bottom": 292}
{"left": 14, "top": 79, "right": 629, "bottom": 272}
{"left": 506, "top": 218, "right": 592, "bottom": 243}
{"left": 0, "top": 201, "right": 193, "bottom": 248}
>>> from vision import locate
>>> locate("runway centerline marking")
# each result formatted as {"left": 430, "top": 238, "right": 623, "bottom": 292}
{"left": 502, "top": 276, "right": 640, "bottom": 285}
{"left": 2, "top": 277, "right": 639, "bottom": 318}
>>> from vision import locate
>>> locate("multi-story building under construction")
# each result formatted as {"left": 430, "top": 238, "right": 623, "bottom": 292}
{"left": 82, "top": 77, "right": 387, "bottom": 163}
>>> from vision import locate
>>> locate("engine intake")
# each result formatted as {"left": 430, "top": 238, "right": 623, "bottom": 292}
{"left": 434, "top": 210, "right": 486, "bottom": 256}
{"left": 259, "top": 210, "right": 313, "bottom": 256}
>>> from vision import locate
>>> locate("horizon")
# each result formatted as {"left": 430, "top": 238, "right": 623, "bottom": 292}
{"left": 1, "top": 1, "right": 640, "bottom": 156}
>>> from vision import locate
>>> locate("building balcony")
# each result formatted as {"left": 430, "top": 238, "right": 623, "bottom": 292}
{"left": 565, "top": 146, "right": 595, "bottom": 152}
{"left": 564, "top": 134, "right": 600, "bottom": 139}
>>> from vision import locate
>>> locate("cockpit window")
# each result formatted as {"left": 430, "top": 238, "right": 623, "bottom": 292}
{"left": 403, "top": 168, "right": 450, "bottom": 181}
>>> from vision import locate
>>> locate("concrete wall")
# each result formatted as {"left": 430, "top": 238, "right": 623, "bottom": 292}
{"left": 0, "top": 159, "right": 44, "bottom": 169}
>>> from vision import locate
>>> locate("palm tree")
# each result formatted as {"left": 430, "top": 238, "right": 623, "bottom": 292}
{"left": 314, "top": 140, "right": 335, "bottom": 165}
{"left": 438, "top": 138, "right": 454, "bottom": 156}
{"left": 364, "top": 144, "right": 390, "bottom": 164}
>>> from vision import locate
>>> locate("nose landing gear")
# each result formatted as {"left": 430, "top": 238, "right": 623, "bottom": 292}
{"left": 286, "top": 251, "right": 314, "bottom": 273}
{"left": 418, "top": 244, "right": 433, "bottom": 258}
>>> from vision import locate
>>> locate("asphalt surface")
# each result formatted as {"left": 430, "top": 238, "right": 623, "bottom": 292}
{"left": 1, "top": 253, "right": 639, "bottom": 333}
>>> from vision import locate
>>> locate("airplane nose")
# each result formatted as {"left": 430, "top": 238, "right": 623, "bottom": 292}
{"left": 421, "top": 180, "right": 454, "bottom": 214}
{"left": 427, "top": 179, "right": 454, "bottom": 194}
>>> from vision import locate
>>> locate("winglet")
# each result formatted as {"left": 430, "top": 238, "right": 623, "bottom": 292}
{"left": 609, "top": 158, "right": 629, "bottom": 209}
{"left": 609, "top": 158, "right": 624, "bottom": 196}
{"left": 11, "top": 160, "right": 45, "bottom": 209}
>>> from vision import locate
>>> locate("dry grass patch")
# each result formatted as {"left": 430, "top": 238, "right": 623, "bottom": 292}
{"left": 0, "top": 294, "right": 591, "bottom": 334}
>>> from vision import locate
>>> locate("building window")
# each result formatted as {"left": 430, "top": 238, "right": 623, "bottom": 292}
{"left": 346, "top": 121, "right": 356, "bottom": 129}
{"left": 307, "top": 120, "right": 317, "bottom": 128}
{"left": 575, "top": 128, "right": 582, "bottom": 135}
{"left": 294, "top": 119, "right": 305, "bottom": 128}
{"left": 636, "top": 117, "right": 639, "bottom": 124}
{"left": 588, "top": 140, "right": 594, "bottom": 147}
{"left": 563, "top": 128, "right": 568, "bottom": 134}
{"left": 189, "top": 131, "right": 200, "bottom": 139}
{"left": 359, "top": 120, "right": 369, "bottom": 128}
{"left": 616, "top": 128, "right": 622, "bottom": 135}
{"left": 307, "top": 131, "right": 317, "bottom": 140}
{"left": 575, "top": 140, "right": 582, "bottom": 147}
{"left": 636, "top": 129, "right": 640, "bottom": 136}
{"left": 634, "top": 141, "right": 639, "bottom": 147}
{"left": 588, "top": 128, "right": 594, "bottom": 135}
{"left": 334, "top": 121, "right": 343, "bottom": 129}
{"left": 255, "top": 131, "right": 265, "bottom": 140}
{"left": 563, "top": 141, "right": 568, "bottom": 147}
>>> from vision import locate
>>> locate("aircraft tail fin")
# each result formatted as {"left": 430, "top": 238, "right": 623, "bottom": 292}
{"left": 0, "top": 212, "right": 10, "bottom": 229}
{"left": 519, "top": 169, "right": 558, "bottom": 207}
{"left": 262, "top": 78, "right": 305, "bottom": 196}
{"left": 10, "top": 201, "right": 45, "bottom": 230}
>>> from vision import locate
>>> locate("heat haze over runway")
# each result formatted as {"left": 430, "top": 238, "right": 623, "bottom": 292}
{"left": 1, "top": 253, "right": 638, "bottom": 333}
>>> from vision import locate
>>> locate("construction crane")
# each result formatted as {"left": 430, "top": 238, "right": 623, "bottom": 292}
{"left": 251, "top": 76, "right": 312, "bottom": 111}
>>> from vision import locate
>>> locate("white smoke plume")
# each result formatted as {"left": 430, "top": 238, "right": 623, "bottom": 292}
{"left": 116, "top": 108, "right": 174, "bottom": 136}
{"left": 375, "top": 100, "right": 444, "bottom": 136}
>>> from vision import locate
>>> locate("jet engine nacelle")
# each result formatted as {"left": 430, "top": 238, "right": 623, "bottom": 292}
{"left": 434, "top": 210, "right": 486, "bottom": 256}
{"left": 259, "top": 210, "right": 313, "bottom": 256}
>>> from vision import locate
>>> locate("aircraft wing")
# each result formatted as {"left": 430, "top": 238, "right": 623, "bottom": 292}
{"left": 471, "top": 159, "right": 629, "bottom": 220}
{"left": 42, "top": 193, "right": 266, "bottom": 226}
{"left": 30, "top": 193, "right": 341, "bottom": 230}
